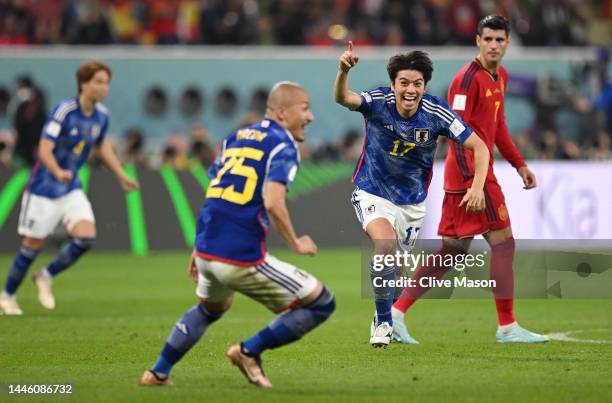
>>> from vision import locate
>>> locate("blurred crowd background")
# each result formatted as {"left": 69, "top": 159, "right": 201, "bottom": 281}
{"left": 0, "top": 0, "right": 611, "bottom": 170}
{"left": 1, "top": 0, "right": 611, "bottom": 46}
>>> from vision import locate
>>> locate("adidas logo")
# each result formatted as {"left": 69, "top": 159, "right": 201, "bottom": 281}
{"left": 384, "top": 124, "right": 394, "bottom": 132}
{"left": 485, "top": 89, "right": 492, "bottom": 97}
{"left": 176, "top": 322, "right": 189, "bottom": 335}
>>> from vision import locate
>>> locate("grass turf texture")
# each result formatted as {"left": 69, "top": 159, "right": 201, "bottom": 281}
{"left": 1, "top": 249, "right": 611, "bottom": 403}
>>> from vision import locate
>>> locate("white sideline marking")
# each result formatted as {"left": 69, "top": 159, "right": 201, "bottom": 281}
{"left": 548, "top": 329, "right": 612, "bottom": 344}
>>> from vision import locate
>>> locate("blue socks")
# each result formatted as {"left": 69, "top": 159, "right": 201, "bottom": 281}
{"left": 371, "top": 263, "right": 395, "bottom": 325}
{"left": 46, "top": 237, "right": 94, "bottom": 277}
{"left": 4, "top": 237, "right": 94, "bottom": 295}
{"left": 150, "top": 287, "right": 336, "bottom": 376}
{"left": 4, "top": 246, "right": 40, "bottom": 294}
{"left": 152, "top": 304, "right": 223, "bottom": 376}
{"left": 242, "top": 287, "right": 336, "bottom": 357}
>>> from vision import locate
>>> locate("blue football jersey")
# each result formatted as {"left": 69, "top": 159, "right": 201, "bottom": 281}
{"left": 27, "top": 97, "right": 109, "bottom": 198}
{"left": 352, "top": 87, "right": 473, "bottom": 204}
{"left": 195, "top": 119, "right": 300, "bottom": 266}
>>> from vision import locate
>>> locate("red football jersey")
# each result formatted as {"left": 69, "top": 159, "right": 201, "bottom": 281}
{"left": 444, "top": 58, "right": 525, "bottom": 192}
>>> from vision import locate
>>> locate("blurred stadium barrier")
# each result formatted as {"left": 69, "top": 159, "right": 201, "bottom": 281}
{"left": 0, "top": 46, "right": 598, "bottom": 149}
{"left": 422, "top": 161, "right": 612, "bottom": 239}
{"left": 0, "top": 160, "right": 609, "bottom": 253}
{"left": 0, "top": 162, "right": 358, "bottom": 253}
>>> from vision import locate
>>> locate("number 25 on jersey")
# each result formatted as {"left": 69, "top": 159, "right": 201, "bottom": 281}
{"left": 206, "top": 147, "right": 264, "bottom": 205}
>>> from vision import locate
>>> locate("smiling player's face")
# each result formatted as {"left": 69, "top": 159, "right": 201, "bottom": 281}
{"left": 391, "top": 70, "right": 425, "bottom": 118}
{"left": 283, "top": 90, "right": 314, "bottom": 142}
{"left": 81, "top": 70, "right": 110, "bottom": 103}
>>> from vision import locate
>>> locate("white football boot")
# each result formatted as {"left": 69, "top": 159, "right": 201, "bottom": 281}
{"left": 370, "top": 321, "right": 393, "bottom": 348}
{"left": 32, "top": 269, "right": 55, "bottom": 310}
{"left": 0, "top": 291, "right": 23, "bottom": 315}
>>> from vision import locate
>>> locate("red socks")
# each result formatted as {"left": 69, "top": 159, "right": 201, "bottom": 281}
{"left": 393, "top": 237, "right": 516, "bottom": 326}
{"left": 393, "top": 244, "right": 464, "bottom": 313}
{"left": 490, "top": 238, "right": 516, "bottom": 325}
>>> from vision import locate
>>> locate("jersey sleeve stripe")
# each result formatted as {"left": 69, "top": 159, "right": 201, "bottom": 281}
{"left": 264, "top": 142, "right": 288, "bottom": 183}
{"left": 422, "top": 105, "right": 451, "bottom": 124}
{"left": 54, "top": 99, "right": 76, "bottom": 115}
{"left": 351, "top": 121, "right": 368, "bottom": 182}
{"left": 457, "top": 144, "right": 472, "bottom": 179}
{"left": 422, "top": 99, "right": 455, "bottom": 121}
{"left": 459, "top": 62, "right": 480, "bottom": 92}
{"left": 53, "top": 100, "right": 77, "bottom": 122}
{"left": 459, "top": 63, "right": 479, "bottom": 91}
{"left": 451, "top": 141, "right": 471, "bottom": 180}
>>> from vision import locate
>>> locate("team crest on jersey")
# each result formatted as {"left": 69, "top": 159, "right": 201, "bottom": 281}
{"left": 414, "top": 128, "right": 429, "bottom": 143}
{"left": 498, "top": 204, "right": 509, "bottom": 221}
{"left": 365, "top": 205, "right": 376, "bottom": 215}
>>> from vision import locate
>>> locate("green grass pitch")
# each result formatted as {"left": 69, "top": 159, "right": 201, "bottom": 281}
{"left": 1, "top": 249, "right": 611, "bottom": 402}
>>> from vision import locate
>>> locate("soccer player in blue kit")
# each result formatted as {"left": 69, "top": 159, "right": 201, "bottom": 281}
{"left": 334, "top": 42, "right": 490, "bottom": 347}
{"left": 140, "top": 82, "right": 335, "bottom": 388}
{"left": 0, "top": 61, "right": 139, "bottom": 315}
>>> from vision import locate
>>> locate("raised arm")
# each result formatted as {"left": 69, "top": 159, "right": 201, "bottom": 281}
{"left": 333, "top": 41, "right": 362, "bottom": 110}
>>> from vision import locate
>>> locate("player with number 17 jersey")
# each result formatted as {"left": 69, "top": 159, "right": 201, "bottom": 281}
{"left": 352, "top": 87, "right": 473, "bottom": 206}
{"left": 196, "top": 118, "right": 299, "bottom": 266}
{"left": 335, "top": 45, "right": 490, "bottom": 347}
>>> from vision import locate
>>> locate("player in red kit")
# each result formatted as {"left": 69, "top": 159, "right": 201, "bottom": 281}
{"left": 391, "top": 15, "right": 549, "bottom": 344}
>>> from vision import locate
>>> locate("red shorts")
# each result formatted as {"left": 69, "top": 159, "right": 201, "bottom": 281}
{"left": 438, "top": 180, "right": 511, "bottom": 239}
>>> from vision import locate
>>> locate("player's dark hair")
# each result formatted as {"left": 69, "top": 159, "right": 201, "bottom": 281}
{"left": 76, "top": 60, "right": 112, "bottom": 94}
{"left": 387, "top": 51, "right": 433, "bottom": 85}
{"left": 477, "top": 15, "right": 510, "bottom": 36}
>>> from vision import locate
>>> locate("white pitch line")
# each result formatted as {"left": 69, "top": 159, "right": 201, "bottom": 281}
{"left": 547, "top": 330, "right": 612, "bottom": 344}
